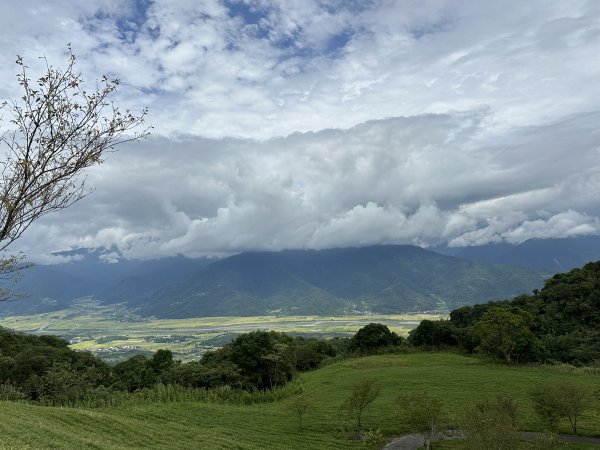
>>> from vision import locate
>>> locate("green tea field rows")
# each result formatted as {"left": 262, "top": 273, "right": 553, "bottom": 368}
{"left": 1, "top": 353, "right": 599, "bottom": 449}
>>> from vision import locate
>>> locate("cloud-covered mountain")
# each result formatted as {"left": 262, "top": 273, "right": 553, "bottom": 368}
{"left": 0, "top": 245, "right": 546, "bottom": 318}
{"left": 126, "top": 245, "right": 545, "bottom": 318}
{"left": 0, "top": 251, "right": 214, "bottom": 316}
{"left": 435, "top": 235, "right": 600, "bottom": 271}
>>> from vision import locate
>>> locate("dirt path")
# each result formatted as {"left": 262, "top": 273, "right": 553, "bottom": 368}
{"left": 521, "top": 432, "right": 600, "bottom": 445}
{"left": 383, "top": 431, "right": 463, "bottom": 450}
{"left": 384, "top": 431, "right": 600, "bottom": 450}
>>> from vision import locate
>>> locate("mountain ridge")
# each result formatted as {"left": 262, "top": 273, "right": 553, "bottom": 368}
{"left": 6, "top": 240, "right": 596, "bottom": 318}
{"left": 130, "top": 245, "right": 546, "bottom": 318}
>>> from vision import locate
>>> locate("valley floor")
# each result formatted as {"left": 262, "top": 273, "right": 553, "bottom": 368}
{"left": 0, "top": 303, "right": 438, "bottom": 362}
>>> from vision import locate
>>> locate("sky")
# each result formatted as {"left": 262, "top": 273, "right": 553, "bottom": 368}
{"left": 0, "top": 0, "right": 599, "bottom": 263}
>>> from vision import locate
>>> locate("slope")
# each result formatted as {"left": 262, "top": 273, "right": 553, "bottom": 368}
{"left": 136, "top": 245, "right": 545, "bottom": 318}
{"left": 435, "top": 235, "right": 600, "bottom": 271}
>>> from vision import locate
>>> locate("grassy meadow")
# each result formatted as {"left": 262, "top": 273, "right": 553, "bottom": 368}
{"left": 1, "top": 352, "right": 599, "bottom": 449}
{"left": 0, "top": 301, "right": 438, "bottom": 361}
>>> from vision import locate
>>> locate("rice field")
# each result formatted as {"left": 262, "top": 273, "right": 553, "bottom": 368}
{"left": 0, "top": 302, "right": 439, "bottom": 361}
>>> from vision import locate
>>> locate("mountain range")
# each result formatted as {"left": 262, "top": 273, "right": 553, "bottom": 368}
{"left": 434, "top": 236, "right": 600, "bottom": 271}
{"left": 1, "top": 236, "right": 599, "bottom": 318}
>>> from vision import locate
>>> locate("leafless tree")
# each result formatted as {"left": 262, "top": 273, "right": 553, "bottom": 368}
{"left": 0, "top": 46, "right": 149, "bottom": 299}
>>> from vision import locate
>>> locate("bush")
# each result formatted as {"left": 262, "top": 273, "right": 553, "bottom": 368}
{"left": 0, "top": 383, "right": 27, "bottom": 401}
{"left": 396, "top": 392, "right": 444, "bottom": 450}
{"left": 531, "top": 382, "right": 589, "bottom": 434}
{"left": 462, "top": 396, "right": 520, "bottom": 450}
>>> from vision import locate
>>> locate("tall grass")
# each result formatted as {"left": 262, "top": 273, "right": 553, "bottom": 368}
{"left": 31, "top": 380, "right": 305, "bottom": 409}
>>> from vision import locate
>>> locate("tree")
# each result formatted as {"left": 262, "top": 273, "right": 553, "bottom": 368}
{"left": 342, "top": 378, "right": 380, "bottom": 430}
{"left": 471, "top": 307, "right": 538, "bottom": 363}
{"left": 0, "top": 47, "right": 148, "bottom": 298}
{"left": 221, "top": 330, "right": 296, "bottom": 390}
{"left": 396, "top": 392, "right": 444, "bottom": 450}
{"left": 113, "top": 355, "right": 155, "bottom": 392}
{"left": 149, "top": 349, "right": 174, "bottom": 380}
{"left": 287, "top": 395, "right": 316, "bottom": 429}
{"left": 531, "top": 382, "right": 588, "bottom": 434}
{"left": 408, "top": 319, "right": 457, "bottom": 347}
{"left": 349, "top": 323, "right": 402, "bottom": 353}
{"left": 554, "top": 382, "right": 588, "bottom": 435}
{"left": 294, "top": 338, "right": 335, "bottom": 371}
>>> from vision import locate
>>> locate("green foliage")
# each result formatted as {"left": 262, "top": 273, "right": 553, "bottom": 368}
{"left": 462, "top": 396, "right": 520, "bottom": 450}
{"left": 294, "top": 338, "right": 336, "bottom": 371}
{"left": 0, "top": 324, "right": 340, "bottom": 406}
{"left": 0, "top": 327, "right": 113, "bottom": 404}
{"left": 450, "top": 260, "right": 600, "bottom": 365}
{"left": 113, "top": 355, "right": 155, "bottom": 392}
{"left": 0, "top": 353, "right": 599, "bottom": 449}
{"left": 362, "top": 428, "right": 386, "bottom": 449}
{"left": 165, "top": 359, "right": 242, "bottom": 389}
{"left": 396, "top": 392, "right": 444, "bottom": 449}
{"left": 149, "top": 349, "right": 174, "bottom": 374}
{"left": 220, "top": 330, "right": 296, "bottom": 390}
{"left": 342, "top": 378, "right": 381, "bottom": 430}
{"left": 471, "top": 307, "right": 539, "bottom": 363}
{"left": 0, "top": 383, "right": 26, "bottom": 401}
{"left": 408, "top": 319, "right": 457, "bottom": 348}
{"left": 531, "top": 382, "right": 589, "bottom": 434}
{"left": 287, "top": 395, "right": 317, "bottom": 428}
{"left": 349, "top": 323, "right": 402, "bottom": 353}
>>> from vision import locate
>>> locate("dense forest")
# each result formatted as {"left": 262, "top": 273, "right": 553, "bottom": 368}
{"left": 409, "top": 260, "right": 600, "bottom": 364}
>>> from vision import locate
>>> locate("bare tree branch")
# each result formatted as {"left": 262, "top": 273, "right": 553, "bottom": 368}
{"left": 0, "top": 46, "right": 150, "bottom": 299}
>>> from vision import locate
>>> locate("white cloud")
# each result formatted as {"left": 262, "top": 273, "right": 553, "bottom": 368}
{"left": 10, "top": 109, "right": 600, "bottom": 260}
{"left": 0, "top": 1, "right": 599, "bottom": 260}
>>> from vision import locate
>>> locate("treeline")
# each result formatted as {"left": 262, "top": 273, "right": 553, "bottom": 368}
{"left": 0, "top": 322, "right": 404, "bottom": 406}
{"left": 408, "top": 260, "right": 600, "bottom": 364}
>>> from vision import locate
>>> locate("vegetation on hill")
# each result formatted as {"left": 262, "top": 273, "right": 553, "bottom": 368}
{"left": 1, "top": 353, "right": 599, "bottom": 449}
{"left": 0, "top": 245, "right": 544, "bottom": 319}
{"left": 410, "top": 260, "right": 600, "bottom": 364}
{"left": 2, "top": 259, "right": 599, "bottom": 409}
{"left": 0, "top": 325, "right": 363, "bottom": 405}
{"left": 134, "top": 245, "right": 544, "bottom": 318}
{"left": 1, "top": 259, "right": 599, "bottom": 448}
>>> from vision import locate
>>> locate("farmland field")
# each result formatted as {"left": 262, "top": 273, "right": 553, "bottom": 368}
{"left": 0, "top": 300, "right": 440, "bottom": 362}
{"left": 0, "top": 353, "right": 598, "bottom": 449}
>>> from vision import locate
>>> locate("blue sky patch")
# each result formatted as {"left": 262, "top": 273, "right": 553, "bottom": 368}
{"left": 225, "top": 0, "right": 264, "bottom": 25}
{"left": 116, "top": 0, "right": 153, "bottom": 43}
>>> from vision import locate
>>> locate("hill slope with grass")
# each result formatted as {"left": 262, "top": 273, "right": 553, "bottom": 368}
{"left": 0, "top": 353, "right": 598, "bottom": 449}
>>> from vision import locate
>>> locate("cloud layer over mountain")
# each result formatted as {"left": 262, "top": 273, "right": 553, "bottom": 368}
{"left": 1, "top": 1, "right": 599, "bottom": 261}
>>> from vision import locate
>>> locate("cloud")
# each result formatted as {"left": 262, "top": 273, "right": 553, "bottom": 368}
{"left": 1, "top": 1, "right": 599, "bottom": 260}
{"left": 11, "top": 110, "right": 600, "bottom": 260}
{"left": 2, "top": 1, "right": 600, "bottom": 139}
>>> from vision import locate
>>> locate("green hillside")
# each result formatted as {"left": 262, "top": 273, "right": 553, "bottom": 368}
{"left": 1, "top": 353, "right": 598, "bottom": 449}
{"left": 135, "top": 245, "right": 545, "bottom": 318}
{"left": 434, "top": 260, "right": 600, "bottom": 364}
